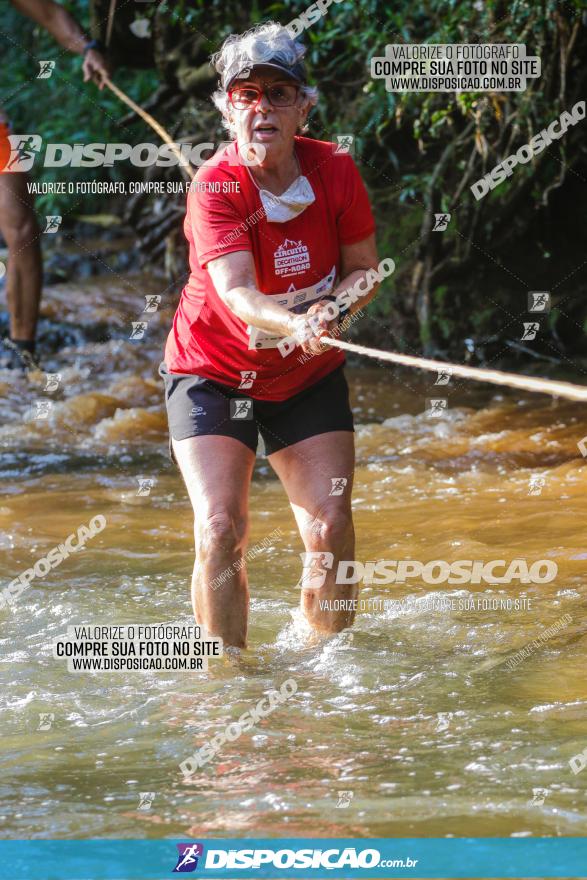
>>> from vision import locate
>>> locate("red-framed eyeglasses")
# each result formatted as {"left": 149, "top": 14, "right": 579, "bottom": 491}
{"left": 228, "top": 83, "right": 300, "bottom": 110}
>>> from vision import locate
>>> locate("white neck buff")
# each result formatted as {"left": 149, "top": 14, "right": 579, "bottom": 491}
{"left": 248, "top": 152, "right": 316, "bottom": 223}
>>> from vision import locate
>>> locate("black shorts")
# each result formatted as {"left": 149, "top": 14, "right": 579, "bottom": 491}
{"left": 159, "top": 362, "right": 354, "bottom": 460}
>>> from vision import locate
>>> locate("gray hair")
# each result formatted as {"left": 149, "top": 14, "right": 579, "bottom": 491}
{"left": 210, "top": 22, "right": 319, "bottom": 138}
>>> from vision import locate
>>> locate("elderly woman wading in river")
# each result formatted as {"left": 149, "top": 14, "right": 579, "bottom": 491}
{"left": 160, "top": 21, "right": 381, "bottom": 648}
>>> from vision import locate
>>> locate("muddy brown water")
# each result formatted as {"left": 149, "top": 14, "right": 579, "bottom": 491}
{"left": 1, "top": 268, "right": 586, "bottom": 840}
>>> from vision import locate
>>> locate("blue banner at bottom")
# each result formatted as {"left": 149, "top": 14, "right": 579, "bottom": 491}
{"left": 0, "top": 838, "right": 585, "bottom": 879}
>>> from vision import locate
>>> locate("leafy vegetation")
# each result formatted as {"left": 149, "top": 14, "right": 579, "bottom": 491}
{"left": 4, "top": 0, "right": 587, "bottom": 360}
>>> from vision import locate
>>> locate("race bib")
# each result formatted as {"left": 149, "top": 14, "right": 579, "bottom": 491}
{"left": 247, "top": 266, "right": 336, "bottom": 350}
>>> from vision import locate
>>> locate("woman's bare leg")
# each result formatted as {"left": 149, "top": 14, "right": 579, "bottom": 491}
{"left": 268, "top": 431, "right": 356, "bottom": 633}
{"left": 172, "top": 434, "right": 256, "bottom": 648}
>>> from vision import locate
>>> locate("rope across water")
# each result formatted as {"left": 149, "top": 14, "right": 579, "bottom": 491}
{"left": 323, "top": 338, "right": 587, "bottom": 403}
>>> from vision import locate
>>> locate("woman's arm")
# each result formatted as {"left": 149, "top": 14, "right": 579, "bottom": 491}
{"left": 207, "top": 237, "right": 382, "bottom": 356}
{"left": 298, "top": 233, "right": 381, "bottom": 355}
{"left": 207, "top": 249, "right": 300, "bottom": 339}
{"left": 335, "top": 233, "right": 381, "bottom": 317}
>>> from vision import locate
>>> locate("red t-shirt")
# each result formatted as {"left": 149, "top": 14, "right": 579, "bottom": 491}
{"left": 164, "top": 136, "right": 375, "bottom": 401}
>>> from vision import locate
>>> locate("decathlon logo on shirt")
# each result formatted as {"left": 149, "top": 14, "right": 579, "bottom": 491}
{"left": 274, "top": 238, "right": 311, "bottom": 277}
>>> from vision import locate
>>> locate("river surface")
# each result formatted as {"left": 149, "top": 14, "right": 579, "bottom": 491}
{"left": 1, "top": 265, "right": 587, "bottom": 841}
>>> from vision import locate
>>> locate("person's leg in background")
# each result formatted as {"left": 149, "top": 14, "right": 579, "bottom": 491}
{"left": 0, "top": 169, "right": 42, "bottom": 366}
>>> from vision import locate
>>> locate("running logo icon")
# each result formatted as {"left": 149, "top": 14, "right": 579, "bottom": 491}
{"left": 427, "top": 398, "right": 448, "bottom": 417}
{"left": 136, "top": 478, "right": 154, "bottom": 497}
{"left": 37, "top": 60, "right": 56, "bottom": 78}
{"left": 33, "top": 400, "right": 53, "bottom": 420}
{"left": 129, "top": 321, "right": 148, "bottom": 340}
{"left": 434, "top": 369, "right": 452, "bottom": 386}
{"left": 37, "top": 712, "right": 55, "bottom": 731}
{"left": 333, "top": 134, "right": 355, "bottom": 155}
{"left": 230, "top": 399, "right": 253, "bottom": 420}
{"left": 530, "top": 787, "right": 549, "bottom": 806}
{"left": 432, "top": 212, "right": 451, "bottom": 231}
{"left": 173, "top": 843, "right": 204, "bottom": 872}
{"left": 521, "top": 322, "right": 539, "bottom": 341}
{"left": 528, "top": 291, "right": 550, "bottom": 313}
{"left": 238, "top": 370, "right": 256, "bottom": 390}
{"left": 143, "top": 294, "right": 161, "bottom": 312}
{"left": 2, "top": 134, "right": 42, "bottom": 173}
{"left": 299, "top": 551, "right": 334, "bottom": 589}
{"left": 44, "top": 373, "right": 62, "bottom": 392}
{"left": 44, "top": 215, "right": 62, "bottom": 233}
{"left": 329, "top": 477, "right": 348, "bottom": 496}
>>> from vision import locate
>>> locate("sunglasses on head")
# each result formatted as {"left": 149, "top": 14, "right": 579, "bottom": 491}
{"left": 228, "top": 82, "right": 300, "bottom": 109}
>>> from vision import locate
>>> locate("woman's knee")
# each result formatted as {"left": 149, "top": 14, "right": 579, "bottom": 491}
{"left": 303, "top": 505, "right": 353, "bottom": 551}
{"left": 195, "top": 509, "right": 249, "bottom": 557}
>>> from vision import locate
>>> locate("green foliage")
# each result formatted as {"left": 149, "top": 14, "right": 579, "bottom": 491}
{"left": 4, "top": 0, "right": 158, "bottom": 215}
{"left": 5, "top": 0, "right": 586, "bottom": 354}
